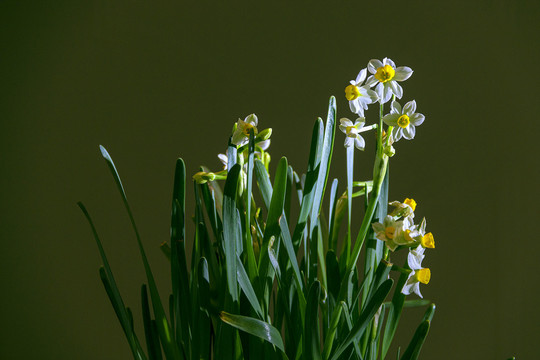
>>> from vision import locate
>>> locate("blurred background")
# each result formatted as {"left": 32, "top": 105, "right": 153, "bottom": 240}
{"left": 1, "top": 0, "right": 539, "bottom": 359}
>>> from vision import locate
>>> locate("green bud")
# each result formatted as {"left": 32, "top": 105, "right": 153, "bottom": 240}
{"left": 383, "top": 144, "right": 396, "bottom": 157}
{"left": 256, "top": 128, "right": 272, "bottom": 141}
{"left": 193, "top": 171, "right": 216, "bottom": 184}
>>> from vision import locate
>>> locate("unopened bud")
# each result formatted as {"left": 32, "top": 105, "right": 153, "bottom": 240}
{"left": 256, "top": 128, "right": 272, "bottom": 141}
{"left": 193, "top": 171, "right": 216, "bottom": 184}
{"left": 383, "top": 144, "right": 396, "bottom": 157}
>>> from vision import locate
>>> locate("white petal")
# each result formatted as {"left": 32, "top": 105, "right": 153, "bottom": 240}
{"left": 340, "top": 118, "right": 353, "bottom": 127}
{"left": 382, "top": 84, "right": 393, "bottom": 104}
{"left": 403, "top": 124, "right": 416, "bottom": 140}
{"left": 355, "top": 68, "right": 367, "bottom": 84}
{"left": 372, "top": 222, "right": 385, "bottom": 234}
{"left": 394, "top": 66, "right": 413, "bottom": 81}
{"left": 368, "top": 59, "right": 383, "bottom": 74}
{"left": 354, "top": 135, "right": 366, "bottom": 150}
{"left": 385, "top": 58, "right": 396, "bottom": 68}
{"left": 354, "top": 117, "right": 366, "bottom": 128}
{"left": 349, "top": 99, "right": 360, "bottom": 115}
{"left": 412, "top": 282, "right": 423, "bottom": 298}
{"left": 410, "top": 113, "right": 425, "bottom": 126}
{"left": 245, "top": 114, "right": 258, "bottom": 126}
{"left": 375, "top": 83, "right": 384, "bottom": 102}
{"left": 344, "top": 136, "right": 354, "bottom": 148}
{"left": 383, "top": 113, "right": 399, "bottom": 126}
{"left": 366, "top": 88, "right": 379, "bottom": 102}
{"left": 365, "top": 75, "right": 378, "bottom": 87}
{"left": 393, "top": 127, "right": 403, "bottom": 142}
{"left": 389, "top": 81, "right": 403, "bottom": 99}
{"left": 218, "top": 153, "right": 228, "bottom": 167}
{"left": 257, "top": 139, "right": 270, "bottom": 150}
{"left": 391, "top": 100, "right": 402, "bottom": 114}
{"left": 407, "top": 250, "right": 424, "bottom": 270}
{"left": 403, "top": 100, "right": 417, "bottom": 116}
{"left": 231, "top": 129, "right": 245, "bottom": 145}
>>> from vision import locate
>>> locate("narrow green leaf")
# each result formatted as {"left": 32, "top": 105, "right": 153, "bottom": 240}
{"left": 98, "top": 146, "right": 179, "bottom": 359}
{"left": 327, "top": 179, "right": 339, "bottom": 251}
{"left": 220, "top": 312, "right": 288, "bottom": 356}
{"left": 243, "top": 129, "right": 259, "bottom": 283}
{"left": 254, "top": 159, "right": 273, "bottom": 209}
{"left": 304, "top": 281, "right": 322, "bottom": 360}
{"left": 142, "top": 285, "right": 164, "bottom": 360}
{"left": 236, "top": 255, "right": 264, "bottom": 319}
{"left": 79, "top": 203, "right": 146, "bottom": 360}
{"left": 170, "top": 159, "right": 191, "bottom": 356}
{"left": 400, "top": 304, "right": 435, "bottom": 360}
{"left": 223, "top": 163, "right": 242, "bottom": 304}
{"left": 309, "top": 96, "right": 337, "bottom": 232}
{"left": 331, "top": 279, "right": 393, "bottom": 360}
{"left": 399, "top": 321, "right": 430, "bottom": 360}
{"left": 381, "top": 271, "right": 408, "bottom": 359}
{"left": 292, "top": 118, "right": 324, "bottom": 249}
{"left": 339, "top": 302, "right": 364, "bottom": 360}
{"left": 322, "top": 301, "right": 343, "bottom": 360}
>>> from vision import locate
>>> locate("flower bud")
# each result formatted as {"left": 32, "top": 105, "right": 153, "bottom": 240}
{"left": 193, "top": 171, "right": 216, "bottom": 184}
{"left": 256, "top": 128, "right": 272, "bottom": 141}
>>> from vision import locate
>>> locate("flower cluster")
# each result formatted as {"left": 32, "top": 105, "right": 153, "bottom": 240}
{"left": 372, "top": 199, "right": 435, "bottom": 298}
{"left": 341, "top": 57, "right": 425, "bottom": 151}
{"left": 193, "top": 114, "right": 272, "bottom": 188}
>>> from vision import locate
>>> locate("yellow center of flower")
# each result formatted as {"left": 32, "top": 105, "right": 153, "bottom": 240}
{"left": 385, "top": 226, "right": 395, "bottom": 239}
{"left": 421, "top": 232, "right": 435, "bottom": 248}
{"left": 404, "top": 229, "right": 415, "bottom": 243}
{"left": 346, "top": 125, "right": 355, "bottom": 134}
{"left": 404, "top": 198, "right": 417, "bottom": 211}
{"left": 397, "top": 115, "right": 410, "bottom": 128}
{"left": 345, "top": 84, "right": 361, "bottom": 101}
{"left": 375, "top": 65, "right": 395, "bottom": 83}
{"left": 415, "top": 268, "right": 431, "bottom": 284}
{"left": 242, "top": 123, "right": 257, "bottom": 136}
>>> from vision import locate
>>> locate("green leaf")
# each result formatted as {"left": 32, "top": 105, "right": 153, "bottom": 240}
{"left": 339, "top": 302, "right": 364, "bottom": 360}
{"left": 399, "top": 321, "right": 430, "bottom": 360}
{"left": 243, "top": 129, "right": 259, "bottom": 283}
{"left": 399, "top": 304, "right": 435, "bottom": 360}
{"left": 236, "top": 255, "right": 264, "bottom": 319}
{"left": 309, "top": 97, "right": 337, "bottom": 232}
{"left": 381, "top": 271, "right": 408, "bottom": 359}
{"left": 327, "top": 179, "right": 340, "bottom": 251}
{"left": 170, "top": 159, "right": 192, "bottom": 355}
{"left": 142, "top": 285, "right": 164, "bottom": 360}
{"left": 223, "top": 163, "right": 242, "bottom": 305}
{"left": 331, "top": 279, "right": 393, "bottom": 360}
{"left": 304, "top": 281, "right": 322, "bottom": 360}
{"left": 220, "top": 312, "right": 288, "bottom": 356}
{"left": 98, "top": 145, "right": 179, "bottom": 359}
{"left": 292, "top": 118, "right": 323, "bottom": 250}
{"left": 322, "top": 301, "right": 343, "bottom": 360}
{"left": 254, "top": 159, "right": 272, "bottom": 209}
{"left": 79, "top": 203, "right": 146, "bottom": 360}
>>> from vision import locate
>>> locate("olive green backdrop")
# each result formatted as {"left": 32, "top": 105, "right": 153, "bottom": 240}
{"left": 1, "top": 1, "right": 538, "bottom": 359}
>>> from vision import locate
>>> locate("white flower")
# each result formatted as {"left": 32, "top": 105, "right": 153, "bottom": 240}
{"left": 389, "top": 198, "right": 417, "bottom": 218}
{"left": 383, "top": 100, "right": 425, "bottom": 142}
{"left": 366, "top": 58, "right": 413, "bottom": 104}
{"left": 339, "top": 117, "right": 368, "bottom": 150}
{"left": 392, "top": 215, "right": 419, "bottom": 247}
{"left": 402, "top": 245, "right": 431, "bottom": 298}
{"left": 413, "top": 217, "right": 435, "bottom": 249}
{"left": 344, "top": 68, "right": 379, "bottom": 116}
{"left": 372, "top": 215, "right": 404, "bottom": 251}
{"left": 231, "top": 114, "right": 258, "bottom": 146}
{"left": 218, "top": 152, "right": 228, "bottom": 170}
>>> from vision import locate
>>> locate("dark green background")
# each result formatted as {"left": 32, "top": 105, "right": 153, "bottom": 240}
{"left": 1, "top": 1, "right": 538, "bottom": 359}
